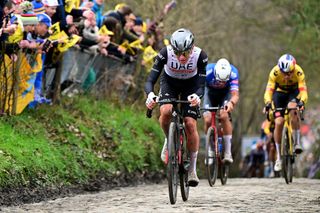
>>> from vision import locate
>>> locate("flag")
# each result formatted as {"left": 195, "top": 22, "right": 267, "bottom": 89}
{"left": 48, "top": 22, "right": 61, "bottom": 40}
{"left": 120, "top": 40, "right": 135, "bottom": 55}
{"left": 99, "top": 25, "right": 114, "bottom": 36}
{"left": 143, "top": 45, "right": 158, "bottom": 64}
{"left": 129, "top": 39, "right": 144, "bottom": 50}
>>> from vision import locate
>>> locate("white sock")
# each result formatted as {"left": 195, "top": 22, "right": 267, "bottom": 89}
{"left": 275, "top": 143, "right": 281, "bottom": 160}
{"left": 189, "top": 151, "right": 198, "bottom": 173}
{"left": 223, "top": 135, "right": 232, "bottom": 155}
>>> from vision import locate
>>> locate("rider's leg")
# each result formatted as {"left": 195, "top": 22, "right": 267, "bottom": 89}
{"left": 184, "top": 116, "right": 200, "bottom": 186}
{"left": 221, "top": 111, "right": 233, "bottom": 163}
{"left": 159, "top": 104, "right": 173, "bottom": 163}
{"left": 288, "top": 101, "right": 302, "bottom": 153}
{"left": 274, "top": 116, "right": 284, "bottom": 171}
{"left": 203, "top": 111, "right": 212, "bottom": 134}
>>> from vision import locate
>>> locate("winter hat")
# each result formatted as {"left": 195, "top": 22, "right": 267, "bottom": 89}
{"left": 32, "top": 0, "right": 45, "bottom": 14}
{"left": 20, "top": 14, "right": 39, "bottom": 26}
{"left": 19, "top": 2, "right": 39, "bottom": 26}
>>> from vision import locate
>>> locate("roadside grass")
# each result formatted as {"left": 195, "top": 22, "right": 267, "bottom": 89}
{"left": 0, "top": 96, "right": 163, "bottom": 188}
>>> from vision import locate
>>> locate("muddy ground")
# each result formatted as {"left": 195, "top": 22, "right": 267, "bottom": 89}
{"left": 0, "top": 171, "right": 165, "bottom": 207}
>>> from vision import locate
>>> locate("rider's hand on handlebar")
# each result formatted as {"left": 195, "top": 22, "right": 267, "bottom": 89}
{"left": 264, "top": 102, "right": 272, "bottom": 114}
{"left": 297, "top": 101, "right": 305, "bottom": 111}
{"left": 145, "top": 92, "right": 158, "bottom": 109}
{"left": 187, "top": 93, "right": 201, "bottom": 107}
{"left": 224, "top": 101, "right": 234, "bottom": 113}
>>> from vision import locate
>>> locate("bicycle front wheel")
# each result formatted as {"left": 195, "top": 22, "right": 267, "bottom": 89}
{"left": 220, "top": 137, "right": 229, "bottom": 185}
{"left": 205, "top": 127, "right": 218, "bottom": 186}
{"left": 167, "top": 122, "right": 178, "bottom": 204}
{"left": 281, "top": 127, "right": 293, "bottom": 184}
{"left": 180, "top": 128, "right": 189, "bottom": 201}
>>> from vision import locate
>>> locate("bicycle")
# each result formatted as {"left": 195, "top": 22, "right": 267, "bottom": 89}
{"left": 201, "top": 106, "right": 229, "bottom": 186}
{"left": 267, "top": 107, "right": 304, "bottom": 184}
{"left": 146, "top": 98, "right": 193, "bottom": 204}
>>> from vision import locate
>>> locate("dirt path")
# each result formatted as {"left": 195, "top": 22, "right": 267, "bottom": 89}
{"left": 2, "top": 178, "right": 320, "bottom": 213}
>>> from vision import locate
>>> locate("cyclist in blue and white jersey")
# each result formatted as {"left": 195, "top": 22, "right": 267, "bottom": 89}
{"left": 203, "top": 58, "right": 239, "bottom": 164}
{"left": 145, "top": 28, "right": 208, "bottom": 187}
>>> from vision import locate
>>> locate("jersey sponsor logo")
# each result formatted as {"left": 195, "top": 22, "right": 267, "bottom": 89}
{"left": 297, "top": 71, "right": 302, "bottom": 76}
{"left": 170, "top": 62, "right": 194, "bottom": 73}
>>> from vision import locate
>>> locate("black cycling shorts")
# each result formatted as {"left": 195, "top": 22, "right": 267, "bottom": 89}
{"left": 273, "top": 89, "right": 299, "bottom": 117}
{"left": 202, "top": 86, "right": 230, "bottom": 110}
{"left": 158, "top": 74, "right": 199, "bottom": 119}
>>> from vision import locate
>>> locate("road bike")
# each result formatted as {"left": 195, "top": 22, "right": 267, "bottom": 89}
{"left": 147, "top": 99, "right": 192, "bottom": 204}
{"left": 201, "top": 106, "right": 229, "bottom": 186}
{"left": 268, "top": 107, "right": 304, "bottom": 184}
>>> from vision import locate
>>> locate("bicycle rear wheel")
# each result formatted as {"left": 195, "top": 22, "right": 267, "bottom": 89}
{"left": 180, "top": 129, "right": 189, "bottom": 201}
{"left": 167, "top": 122, "right": 178, "bottom": 204}
{"left": 205, "top": 127, "right": 218, "bottom": 186}
{"left": 281, "top": 127, "right": 293, "bottom": 184}
{"left": 219, "top": 137, "right": 229, "bottom": 185}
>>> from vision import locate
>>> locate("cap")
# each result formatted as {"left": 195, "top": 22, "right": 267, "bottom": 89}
{"left": 134, "top": 17, "right": 143, "bottom": 26}
{"left": 37, "top": 13, "right": 52, "bottom": 27}
{"left": 42, "top": 0, "right": 59, "bottom": 7}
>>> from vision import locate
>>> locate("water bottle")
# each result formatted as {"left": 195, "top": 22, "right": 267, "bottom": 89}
{"left": 218, "top": 137, "right": 223, "bottom": 153}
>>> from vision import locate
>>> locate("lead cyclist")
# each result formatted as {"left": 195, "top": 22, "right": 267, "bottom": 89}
{"left": 144, "top": 28, "right": 208, "bottom": 187}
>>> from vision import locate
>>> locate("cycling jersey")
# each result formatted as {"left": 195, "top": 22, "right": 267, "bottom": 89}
{"left": 144, "top": 45, "right": 208, "bottom": 97}
{"left": 264, "top": 64, "right": 308, "bottom": 104}
{"left": 205, "top": 63, "right": 239, "bottom": 91}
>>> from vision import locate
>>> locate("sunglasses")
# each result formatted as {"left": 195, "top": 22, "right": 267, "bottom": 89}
{"left": 174, "top": 49, "right": 191, "bottom": 57}
{"left": 282, "top": 71, "right": 293, "bottom": 76}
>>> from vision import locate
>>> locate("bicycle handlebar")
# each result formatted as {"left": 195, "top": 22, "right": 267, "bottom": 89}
{"left": 146, "top": 99, "right": 197, "bottom": 118}
{"left": 266, "top": 107, "right": 305, "bottom": 121}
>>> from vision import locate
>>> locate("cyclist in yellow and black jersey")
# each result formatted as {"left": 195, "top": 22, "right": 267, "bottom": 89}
{"left": 264, "top": 54, "right": 308, "bottom": 172}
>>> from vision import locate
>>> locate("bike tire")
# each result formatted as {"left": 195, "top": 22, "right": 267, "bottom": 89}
{"left": 180, "top": 128, "right": 189, "bottom": 201}
{"left": 220, "top": 137, "right": 229, "bottom": 185}
{"left": 167, "top": 122, "right": 178, "bottom": 204}
{"left": 205, "top": 127, "right": 218, "bottom": 186}
{"left": 281, "top": 127, "right": 290, "bottom": 184}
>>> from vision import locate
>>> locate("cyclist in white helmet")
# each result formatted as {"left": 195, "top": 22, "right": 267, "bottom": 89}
{"left": 145, "top": 28, "right": 208, "bottom": 187}
{"left": 203, "top": 58, "right": 240, "bottom": 164}
{"left": 264, "top": 53, "right": 308, "bottom": 172}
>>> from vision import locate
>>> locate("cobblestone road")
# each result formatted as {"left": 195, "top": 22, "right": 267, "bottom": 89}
{"left": 2, "top": 178, "right": 320, "bottom": 213}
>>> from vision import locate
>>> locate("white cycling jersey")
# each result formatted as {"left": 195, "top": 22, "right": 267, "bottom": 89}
{"left": 164, "top": 46, "right": 201, "bottom": 80}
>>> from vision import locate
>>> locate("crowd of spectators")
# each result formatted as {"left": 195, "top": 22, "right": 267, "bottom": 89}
{"left": 0, "top": 0, "right": 176, "bottom": 114}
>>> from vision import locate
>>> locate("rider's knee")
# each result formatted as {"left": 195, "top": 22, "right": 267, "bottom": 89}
{"left": 159, "top": 105, "right": 172, "bottom": 118}
{"left": 275, "top": 117, "right": 284, "bottom": 126}
{"left": 203, "top": 112, "right": 211, "bottom": 125}
{"left": 219, "top": 111, "right": 229, "bottom": 121}
{"left": 184, "top": 117, "right": 197, "bottom": 133}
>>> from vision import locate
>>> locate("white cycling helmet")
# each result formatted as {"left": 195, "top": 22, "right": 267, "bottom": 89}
{"left": 214, "top": 58, "right": 232, "bottom": 81}
{"left": 170, "top": 28, "right": 194, "bottom": 53}
{"left": 278, "top": 54, "right": 296, "bottom": 73}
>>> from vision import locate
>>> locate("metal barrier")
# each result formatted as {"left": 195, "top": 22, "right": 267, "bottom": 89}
{"left": 45, "top": 48, "right": 137, "bottom": 102}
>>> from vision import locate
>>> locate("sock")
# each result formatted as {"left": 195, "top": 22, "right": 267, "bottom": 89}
{"left": 223, "top": 135, "right": 232, "bottom": 155}
{"left": 189, "top": 151, "right": 198, "bottom": 173}
{"left": 275, "top": 143, "right": 280, "bottom": 160}
{"left": 292, "top": 130, "right": 301, "bottom": 146}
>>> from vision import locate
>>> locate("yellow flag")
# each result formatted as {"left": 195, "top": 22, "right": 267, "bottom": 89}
{"left": 8, "top": 24, "right": 23, "bottom": 43}
{"left": 64, "top": 0, "right": 75, "bottom": 13}
{"left": 143, "top": 45, "right": 158, "bottom": 63}
{"left": 48, "top": 22, "right": 61, "bottom": 40}
{"left": 120, "top": 40, "right": 135, "bottom": 55}
{"left": 99, "top": 25, "right": 114, "bottom": 36}
{"left": 57, "top": 34, "right": 80, "bottom": 52}
{"left": 129, "top": 39, "right": 144, "bottom": 50}
{"left": 56, "top": 31, "right": 71, "bottom": 52}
